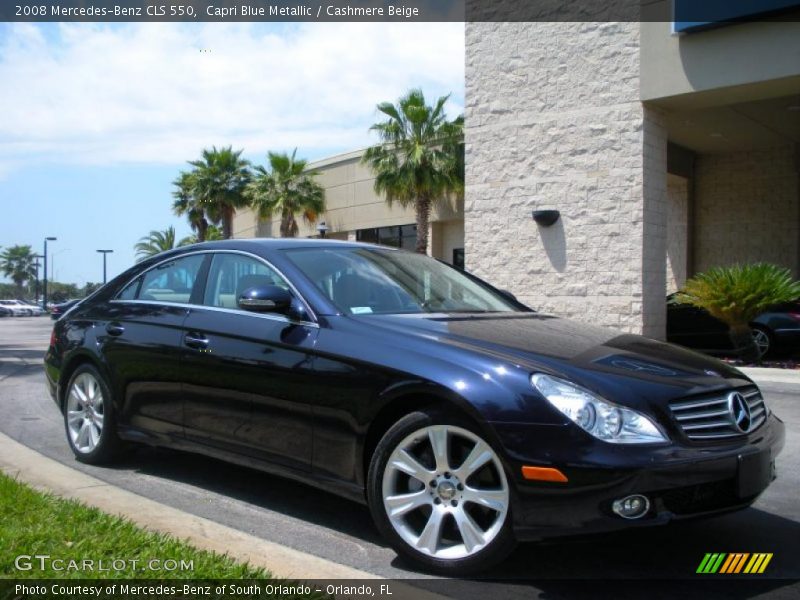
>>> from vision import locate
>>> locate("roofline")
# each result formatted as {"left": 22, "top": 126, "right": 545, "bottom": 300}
{"left": 306, "top": 147, "right": 368, "bottom": 170}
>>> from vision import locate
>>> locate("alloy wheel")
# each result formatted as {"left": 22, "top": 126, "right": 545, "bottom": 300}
{"left": 66, "top": 372, "right": 105, "bottom": 453}
{"left": 751, "top": 328, "right": 770, "bottom": 358}
{"left": 381, "top": 424, "right": 509, "bottom": 560}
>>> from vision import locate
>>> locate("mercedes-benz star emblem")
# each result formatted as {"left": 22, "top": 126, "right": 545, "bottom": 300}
{"left": 728, "top": 392, "right": 752, "bottom": 433}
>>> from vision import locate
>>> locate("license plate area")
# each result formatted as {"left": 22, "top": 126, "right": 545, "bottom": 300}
{"left": 737, "top": 450, "right": 774, "bottom": 499}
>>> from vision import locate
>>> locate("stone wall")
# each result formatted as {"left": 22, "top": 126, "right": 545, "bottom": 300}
{"left": 693, "top": 146, "right": 799, "bottom": 277}
{"left": 465, "top": 22, "right": 668, "bottom": 336}
{"left": 432, "top": 219, "right": 466, "bottom": 265}
{"left": 666, "top": 174, "right": 689, "bottom": 294}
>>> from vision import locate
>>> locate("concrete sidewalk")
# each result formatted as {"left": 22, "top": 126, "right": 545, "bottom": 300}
{"left": 0, "top": 431, "right": 377, "bottom": 581}
{"left": 739, "top": 367, "right": 800, "bottom": 386}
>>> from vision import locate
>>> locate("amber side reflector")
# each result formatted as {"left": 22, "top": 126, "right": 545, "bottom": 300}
{"left": 521, "top": 466, "right": 568, "bottom": 483}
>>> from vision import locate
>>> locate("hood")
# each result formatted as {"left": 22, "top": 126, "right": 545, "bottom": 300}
{"left": 351, "top": 312, "right": 751, "bottom": 395}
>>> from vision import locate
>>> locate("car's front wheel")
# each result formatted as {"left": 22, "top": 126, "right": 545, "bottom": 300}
{"left": 367, "top": 409, "right": 516, "bottom": 575}
{"left": 64, "top": 364, "right": 124, "bottom": 464}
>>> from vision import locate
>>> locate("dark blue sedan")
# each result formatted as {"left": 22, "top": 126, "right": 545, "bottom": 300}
{"left": 45, "top": 239, "right": 785, "bottom": 574}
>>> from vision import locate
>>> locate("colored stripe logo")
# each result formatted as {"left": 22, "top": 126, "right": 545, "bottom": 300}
{"left": 697, "top": 553, "right": 773, "bottom": 574}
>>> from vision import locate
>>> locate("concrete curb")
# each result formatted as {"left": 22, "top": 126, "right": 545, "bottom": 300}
{"left": 0, "top": 432, "right": 378, "bottom": 581}
{"left": 739, "top": 367, "right": 800, "bottom": 386}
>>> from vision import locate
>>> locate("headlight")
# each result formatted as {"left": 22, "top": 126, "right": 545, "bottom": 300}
{"left": 531, "top": 373, "right": 667, "bottom": 444}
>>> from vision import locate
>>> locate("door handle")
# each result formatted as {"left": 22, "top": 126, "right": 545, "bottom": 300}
{"left": 106, "top": 322, "right": 125, "bottom": 336}
{"left": 184, "top": 333, "right": 209, "bottom": 350}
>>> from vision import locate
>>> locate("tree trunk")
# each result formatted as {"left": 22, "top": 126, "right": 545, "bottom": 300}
{"left": 730, "top": 325, "right": 760, "bottom": 363}
{"left": 415, "top": 196, "right": 431, "bottom": 254}
{"left": 222, "top": 206, "right": 234, "bottom": 239}
{"left": 280, "top": 212, "right": 296, "bottom": 237}
{"left": 197, "top": 217, "right": 208, "bottom": 242}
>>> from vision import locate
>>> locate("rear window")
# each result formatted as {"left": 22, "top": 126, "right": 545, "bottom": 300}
{"left": 117, "top": 254, "right": 205, "bottom": 304}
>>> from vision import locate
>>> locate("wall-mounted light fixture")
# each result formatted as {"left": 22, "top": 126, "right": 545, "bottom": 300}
{"left": 532, "top": 210, "right": 560, "bottom": 227}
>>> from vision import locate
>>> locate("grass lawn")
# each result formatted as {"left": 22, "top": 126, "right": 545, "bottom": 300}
{"left": 0, "top": 471, "right": 271, "bottom": 579}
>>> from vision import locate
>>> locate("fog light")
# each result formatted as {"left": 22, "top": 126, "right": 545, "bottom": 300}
{"left": 612, "top": 494, "right": 650, "bottom": 519}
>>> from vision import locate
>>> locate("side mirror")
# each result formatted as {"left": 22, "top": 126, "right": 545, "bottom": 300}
{"left": 498, "top": 289, "right": 518, "bottom": 303}
{"left": 238, "top": 285, "right": 293, "bottom": 313}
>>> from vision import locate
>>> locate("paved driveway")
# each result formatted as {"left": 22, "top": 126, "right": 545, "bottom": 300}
{"left": 1, "top": 317, "right": 798, "bottom": 598}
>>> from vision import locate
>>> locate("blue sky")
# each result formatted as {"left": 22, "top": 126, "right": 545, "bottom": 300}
{"left": 0, "top": 22, "right": 464, "bottom": 285}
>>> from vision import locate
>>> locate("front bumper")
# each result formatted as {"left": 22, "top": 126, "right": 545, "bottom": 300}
{"left": 492, "top": 413, "right": 785, "bottom": 541}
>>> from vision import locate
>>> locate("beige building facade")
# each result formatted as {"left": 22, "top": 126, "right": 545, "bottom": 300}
{"left": 465, "top": 16, "right": 800, "bottom": 339}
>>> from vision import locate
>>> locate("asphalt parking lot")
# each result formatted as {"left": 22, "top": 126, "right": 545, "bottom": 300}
{"left": 1, "top": 317, "right": 798, "bottom": 598}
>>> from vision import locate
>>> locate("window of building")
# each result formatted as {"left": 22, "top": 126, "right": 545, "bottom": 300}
{"left": 356, "top": 224, "right": 417, "bottom": 251}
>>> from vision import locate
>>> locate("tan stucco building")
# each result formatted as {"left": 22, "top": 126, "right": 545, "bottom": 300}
{"left": 233, "top": 149, "right": 466, "bottom": 266}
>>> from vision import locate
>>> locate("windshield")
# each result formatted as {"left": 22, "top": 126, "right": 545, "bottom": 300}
{"left": 284, "top": 247, "right": 521, "bottom": 315}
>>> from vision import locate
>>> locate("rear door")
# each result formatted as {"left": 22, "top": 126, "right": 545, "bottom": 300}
{"left": 101, "top": 253, "right": 208, "bottom": 441}
{"left": 180, "top": 251, "right": 318, "bottom": 471}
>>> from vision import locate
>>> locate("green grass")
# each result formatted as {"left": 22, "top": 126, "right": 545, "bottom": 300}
{"left": 0, "top": 471, "right": 271, "bottom": 579}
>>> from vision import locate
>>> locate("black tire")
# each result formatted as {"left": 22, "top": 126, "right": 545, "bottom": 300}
{"left": 63, "top": 363, "right": 125, "bottom": 464}
{"left": 367, "top": 408, "right": 517, "bottom": 575}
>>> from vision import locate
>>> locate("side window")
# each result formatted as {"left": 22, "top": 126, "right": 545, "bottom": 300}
{"left": 138, "top": 255, "right": 205, "bottom": 304}
{"left": 116, "top": 277, "right": 140, "bottom": 300}
{"left": 203, "top": 253, "right": 289, "bottom": 309}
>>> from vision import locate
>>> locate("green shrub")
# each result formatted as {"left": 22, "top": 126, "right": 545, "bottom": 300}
{"left": 675, "top": 263, "right": 800, "bottom": 361}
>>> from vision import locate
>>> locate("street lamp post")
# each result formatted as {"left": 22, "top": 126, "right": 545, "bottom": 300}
{"left": 43, "top": 237, "right": 56, "bottom": 309}
{"left": 33, "top": 255, "right": 44, "bottom": 304}
{"left": 96, "top": 249, "right": 113, "bottom": 284}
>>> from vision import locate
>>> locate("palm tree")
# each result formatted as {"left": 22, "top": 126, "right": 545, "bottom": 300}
{"left": 675, "top": 263, "right": 800, "bottom": 361}
{"left": 134, "top": 227, "right": 188, "bottom": 262}
{"left": 187, "top": 146, "right": 251, "bottom": 239}
{"left": 172, "top": 171, "right": 210, "bottom": 242}
{"left": 246, "top": 149, "right": 326, "bottom": 237}
{"left": 362, "top": 89, "right": 464, "bottom": 254}
{"left": 0, "top": 244, "right": 36, "bottom": 296}
{"left": 180, "top": 224, "right": 224, "bottom": 245}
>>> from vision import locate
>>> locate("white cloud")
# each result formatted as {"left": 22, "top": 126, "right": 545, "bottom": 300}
{"left": 0, "top": 22, "right": 464, "bottom": 172}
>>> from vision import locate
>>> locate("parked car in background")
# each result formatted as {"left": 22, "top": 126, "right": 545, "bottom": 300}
{"left": 0, "top": 299, "right": 39, "bottom": 316}
{"left": 18, "top": 300, "right": 44, "bottom": 316}
{"left": 46, "top": 240, "right": 784, "bottom": 574}
{"left": 667, "top": 294, "right": 800, "bottom": 358}
{"left": 50, "top": 299, "right": 81, "bottom": 320}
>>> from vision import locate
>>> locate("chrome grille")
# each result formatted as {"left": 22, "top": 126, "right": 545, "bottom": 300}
{"left": 670, "top": 387, "right": 767, "bottom": 440}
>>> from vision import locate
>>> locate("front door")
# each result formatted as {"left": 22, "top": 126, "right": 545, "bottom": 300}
{"left": 181, "top": 252, "right": 318, "bottom": 472}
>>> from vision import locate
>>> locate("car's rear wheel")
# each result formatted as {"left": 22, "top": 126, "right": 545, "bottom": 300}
{"left": 751, "top": 325, "right": 772, "bottom": 358}
{"left": 367, "top": 409, "right": 516, "bottom": 575}
{"left": 64, "top": 364, "right": 124, "bottom": 464}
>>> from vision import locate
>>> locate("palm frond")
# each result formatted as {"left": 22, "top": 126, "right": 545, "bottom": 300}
{"left": 361, "top": 89, "right": 464, "bottom": 243}
{"left": 675, "top": 263, "right": 800, "bottom": 329}
{"left": 246, "top": 149, "right": 327, "bottom": 237}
